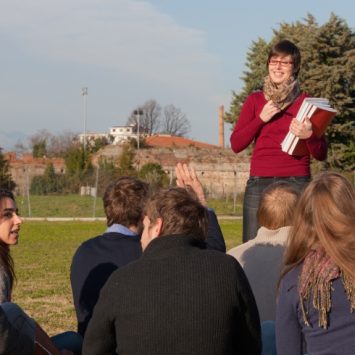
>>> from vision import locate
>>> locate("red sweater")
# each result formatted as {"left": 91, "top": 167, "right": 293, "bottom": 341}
{"left": 230, "top": 91, "right": 328, "bottom": 177}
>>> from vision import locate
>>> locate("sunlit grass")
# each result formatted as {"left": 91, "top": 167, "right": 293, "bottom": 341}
{"left": 16, "top": 195, "right": 243, "bottom": 218}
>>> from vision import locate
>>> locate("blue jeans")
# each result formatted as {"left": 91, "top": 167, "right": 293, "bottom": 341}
{"left": 51, "top": 331, "right": 83, "bottom": 355}
{"left": 261, "top": 321, "right": 277, "bottom": 355}
{"left": 242, "top": 176, "right": 310, "bottom": 242}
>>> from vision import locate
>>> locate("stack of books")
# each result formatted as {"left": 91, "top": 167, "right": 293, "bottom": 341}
{"left": 281, "top": 98, "right": 336, "bottom": 156}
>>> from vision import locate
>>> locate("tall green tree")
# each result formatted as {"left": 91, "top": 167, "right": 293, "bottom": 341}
{"left": 64, "top": 145, "right": 93, "bottom": 192}
{"left": 32, "top": 140, "right": 47, "bottom": 158}
{"left": 138, "top": 163, "right": 169, "bottom": 191}
{"left": 225, "top": 13, "right": 355, "bottom": 171}
{"left": 0, "top": 151, "right": 16, "bottom": 191}
{"left": 118, "top": 144, "right": 136, "bottom": 176}
{"left": 30, "top": 163, "right": 64, "bottom": 195}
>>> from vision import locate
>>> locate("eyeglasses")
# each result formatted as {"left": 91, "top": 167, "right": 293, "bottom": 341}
{"left": 269, "top": 59, "right": 293, "bottom": 67}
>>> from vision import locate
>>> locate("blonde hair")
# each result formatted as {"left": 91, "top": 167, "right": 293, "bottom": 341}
{"left": 282, "top": 171, "right": 355, "bottom": 280}
{"left": 257, "top": 181, "right": 300, "bottom": 229}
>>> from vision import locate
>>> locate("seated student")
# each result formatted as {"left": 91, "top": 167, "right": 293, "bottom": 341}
{"left": 71, "top": 177, "right": 148, "bottom": 337}
{"left": 228, "top": 182, "right": 299, "bottom": 322}
{"left": 0, "top": 189, "right": 77, "bottom": 354}
{"left": 71, "top": 167, "right": 225, "bottom": 337}
{"left": 83, "top": 187, "right": 261, "bottom": 355}
{"left": 276, "top": 172, "right": 355, "bottom": 355}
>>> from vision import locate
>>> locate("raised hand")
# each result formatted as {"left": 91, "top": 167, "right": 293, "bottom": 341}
{"left": 175, "top": 163, "right": 207, "bottom": 206}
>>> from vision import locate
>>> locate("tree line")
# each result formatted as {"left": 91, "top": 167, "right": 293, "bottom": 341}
{"left": 1, "top": 131, "right": 170, "bottom": 196}
{"left": 225, "top": 13, "right": 354, "bottom": 172}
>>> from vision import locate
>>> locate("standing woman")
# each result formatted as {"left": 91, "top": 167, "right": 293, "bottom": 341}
{"left": 276, "top": 172, "right": 355, "bottom": 354}
{"left": 0, "top": 189, "right": 22, "bottom": 302}
{"left": 231, "top": 39, "right": 328, "bottom": 242}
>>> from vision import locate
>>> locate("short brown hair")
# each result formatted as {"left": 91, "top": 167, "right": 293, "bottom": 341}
{"left": 267, "top": 39, "right": 301, "bottom": 78}
{"left": 144, "top": 187, "right": 208, "bottom": 240}
{"left": 257, "top": 182, "right": 300, "bottom": 229}
{"left": 103, "top": 177, "right": 149, "bottom": 227}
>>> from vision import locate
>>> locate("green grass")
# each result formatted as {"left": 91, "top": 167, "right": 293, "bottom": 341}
{"left": 17, "top": 195, "right": 106, "bottom": 218}
{"left": 16, "top": 195, "right": 243, "bottom": 217}
{"left": 12, "top": 219, "right": 242, "bottom": 335}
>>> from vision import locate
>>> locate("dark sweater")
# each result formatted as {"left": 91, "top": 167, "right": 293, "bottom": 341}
{"left": 70, "top": 232, "right": 142, "bottom": 336}
{"left": 230, "top": 91, "right": 328, "bottom": 177}
{"left": 276, "top": 264, "right": 355, "bottom": 355}
{"left": 83, "top": 234, "right": 261, "bottom": 355}
{"left": 71, "top": 210, "right": 225, "bottom": 337}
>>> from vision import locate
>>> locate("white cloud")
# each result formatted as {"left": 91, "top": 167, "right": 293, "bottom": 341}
{"left": 0, "top": 0, "right": 221, "bottom": 92}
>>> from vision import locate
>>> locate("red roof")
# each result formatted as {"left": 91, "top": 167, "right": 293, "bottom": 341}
{"left": 145, "top": 135, "right": 218, "bottom": 149}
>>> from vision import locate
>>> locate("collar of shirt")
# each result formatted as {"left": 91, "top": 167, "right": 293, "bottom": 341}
{"left": 105, "top": 224, "right": 137, "bottom": 236}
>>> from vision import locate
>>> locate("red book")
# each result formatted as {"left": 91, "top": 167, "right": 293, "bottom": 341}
{"left": 281, "top": 98, "right": 336, "bottom": 156}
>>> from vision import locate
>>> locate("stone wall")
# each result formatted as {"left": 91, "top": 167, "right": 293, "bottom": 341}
{"left": 6, "top": 152, "right": 66, "bottom": 195}
{"left": 7, "top": 146, "right": 251, "bottom": 198}
{"left": 97, "top": 146, "right": 251, "bottom": 198}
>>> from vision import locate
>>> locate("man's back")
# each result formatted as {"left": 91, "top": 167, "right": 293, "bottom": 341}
{"left": 70, "top": 231, "right": 142, "bottom": 336}
{"left": 83, "top": 234, "right": 261, "bottom": 355}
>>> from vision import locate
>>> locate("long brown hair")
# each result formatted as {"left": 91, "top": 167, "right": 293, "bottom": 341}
{"left": 0, "top": 189, "right": 17, "bottom": 293}
{"left": 281, "top": 172, "right": 355, "bottom": 280}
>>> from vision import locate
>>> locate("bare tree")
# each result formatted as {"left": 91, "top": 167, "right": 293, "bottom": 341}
{"left": 29, "top": 129, "right": 78, "bottom": 157}
{"left": 47, "top": 130, "right": 78, "bottom": 156}
{"left": 161, "top": 104, "right": 190, "bottom": 137}
{"left": 127, "top": 99, "right": 162, "bottom": 135}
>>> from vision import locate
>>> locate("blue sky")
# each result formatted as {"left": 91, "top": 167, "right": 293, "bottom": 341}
{"left": 0, "top": 0, "right": 354, "bottom": 150}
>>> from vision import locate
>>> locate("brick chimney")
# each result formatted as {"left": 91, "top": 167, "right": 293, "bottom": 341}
{"left": 218, "top": 105, "right": 225, "bottom": 148}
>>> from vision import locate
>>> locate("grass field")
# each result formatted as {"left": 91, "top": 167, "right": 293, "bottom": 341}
{"left": 12, "top": 219, "right": 242, "bottom": 336}
{"left": 16, "top": 195, "right": 243, "bottom": 218}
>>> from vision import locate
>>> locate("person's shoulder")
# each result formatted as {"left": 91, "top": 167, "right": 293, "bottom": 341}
{"left": 280, "top": 264, "right": 302, "bottom": 291}
{"left": 71, "top": 234, "right": 105, "bottom": 264}
{"left": 247, "top": 90, "right": 264, "bottom": 101}
{"left": 75, "top": 234, "right": 103, "bottom": 252}
{"left": 203, "top": 249, "right": 245, "bottom": 272}
{"left": 227, "top": 241, "right": 253, "bottom": 261}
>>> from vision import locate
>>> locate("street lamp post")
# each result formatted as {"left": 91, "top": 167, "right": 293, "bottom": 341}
{"left": 133, "top": 109, "right": 143, "bottom": 150}
{"left": 81, "top": 87, "right": 88, "bottom": 152}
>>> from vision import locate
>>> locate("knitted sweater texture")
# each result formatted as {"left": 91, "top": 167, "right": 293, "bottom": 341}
{"left": 228, "top": 226, "right": 291, "bottom": 321}
{"left": 83, "top": 235, "right": 261, "bottom": 355}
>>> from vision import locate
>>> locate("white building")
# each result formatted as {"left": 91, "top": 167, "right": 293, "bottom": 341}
{"left": 78, "top": 124, "right": 138, "bottom": 146}
{"left": 109, "top": 125, "right": 137, "bottom": 144}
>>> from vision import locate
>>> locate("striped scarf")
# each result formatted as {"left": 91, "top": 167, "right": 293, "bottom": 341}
{"left": 299, "top": 248, "right": 355, "bottom": 329}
